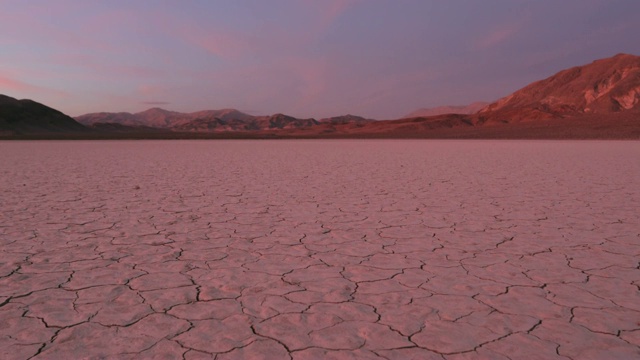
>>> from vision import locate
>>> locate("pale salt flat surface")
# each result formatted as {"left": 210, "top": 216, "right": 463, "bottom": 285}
{"left": 0, "top": 139, "right": 639, "bottom": 360}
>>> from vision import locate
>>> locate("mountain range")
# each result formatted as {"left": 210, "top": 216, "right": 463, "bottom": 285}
{"left": 1, "top": 53, "right": 639, "bottom": 139}
{"left": 76, "top": 108, "right": 255, "bottom": 128}
{"left": 75, "top": 108, "right": 373, "bottom": 133}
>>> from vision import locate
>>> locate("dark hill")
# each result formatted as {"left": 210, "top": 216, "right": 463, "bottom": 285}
{"left": 0, "top": 94, "right": 87, "bottom": 135}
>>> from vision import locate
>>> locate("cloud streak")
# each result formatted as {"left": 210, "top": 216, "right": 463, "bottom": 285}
{"left": 178, "top": 26, "right": 251, "bottom": 60}
{"left": 0, "top": 74, "right": 69, "bottom": 98}
{"left": 0, "top": 76, "right": 39, "bottom": 93}
{"left": 475, "top": 22, "right": 522, "bottom": 50}
{"left": 304, "top": 0, "right": 361, "bottom": 34}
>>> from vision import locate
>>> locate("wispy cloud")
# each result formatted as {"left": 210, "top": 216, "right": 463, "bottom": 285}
{"left": 285, "top": 56, "right": 329, "bottom": 112}
{"left": 475, "top": 22, "right": 523, "bottom": 50}
{"left": 0, "top": 75, "right": 39, "bottom": 93}
{"left": 174, "top": 0, "right": 360, "bottom": 61}
{"left": 0, "top": 74, "right": 69, "bottom": 98}
{"left": 178, "top": 26, "right": 251, "bottom": 60}
{"left": 303, "top": 0, "right": 360, "bottom": 32}
{"left": 136, "top": 84, "right": 168, "bottom": 96}
{"left": 51, "top": 53, "right": 163, "bottom": 80}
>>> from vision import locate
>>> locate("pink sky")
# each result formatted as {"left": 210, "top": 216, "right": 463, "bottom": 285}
{"left": 1, "top": 0, "right": 639, "bottom": 119}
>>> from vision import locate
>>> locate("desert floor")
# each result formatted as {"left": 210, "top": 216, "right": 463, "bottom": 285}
{"left": 1, "top": 140, "right": 639, "bottom": 359}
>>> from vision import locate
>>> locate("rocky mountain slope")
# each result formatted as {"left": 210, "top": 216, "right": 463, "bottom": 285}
{"left": 477, "top": 53, "right": 640, "bottom": 123}
{"left": 0, "top": 94, "right": 87, "bottom": 135}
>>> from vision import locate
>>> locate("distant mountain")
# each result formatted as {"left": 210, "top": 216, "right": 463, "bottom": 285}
{"left": 0, "top": 94, "right": 87, "bottom": 135}
{"left": 189, "top": 109, "right": 255, "bottom": 123}
{"left": 77, "top": 108, "right": 324, "bottom": 132}
{"left": 128, "top": 108, "right": 189, "bottom": 128}
{"left": 319, "top": 114, "right": 374, "bottom": 125}
{"left": 477, "top": 53, "right": 640, "bottom": 123}
{"left": 76, "top": 112, "right": 142, "bottom": 126}
{"left": 173, "top": 113, "right": 318, "bottom": 132}
{"left": 170, "top": 116, "right": 249, "bottom": 132}
{"left": 253, "top": 113, "right": 318, "bottom": 129}
{"left": 76, "top": 108, "right": 255, "bottom": 128}
{"left": 88, "top": 122, "right": 167, "bottom": 133}
{"left": 403, "top": 102, "right": 489, "bottom": 118}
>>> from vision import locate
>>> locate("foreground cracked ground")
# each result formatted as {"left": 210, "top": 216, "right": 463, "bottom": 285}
{"left": 0, "top": 140, "right": 639, "bottom": 359}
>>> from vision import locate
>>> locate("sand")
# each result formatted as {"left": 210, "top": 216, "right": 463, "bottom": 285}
{"left": 0, "top": 140, "right": 639, "bottom": 359}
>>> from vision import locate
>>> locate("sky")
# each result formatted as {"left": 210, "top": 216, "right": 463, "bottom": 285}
{"left": 1, "top": 0, "right": 640, "bottom": 120}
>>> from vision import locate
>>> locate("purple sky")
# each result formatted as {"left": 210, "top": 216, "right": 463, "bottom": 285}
{"left": 1, "top": 0, "right": 639, "bottom": 119}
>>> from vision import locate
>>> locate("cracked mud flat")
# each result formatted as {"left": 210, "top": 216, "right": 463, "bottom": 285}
{"left": 0, "top": 139, "right": 639, "bottom": 360}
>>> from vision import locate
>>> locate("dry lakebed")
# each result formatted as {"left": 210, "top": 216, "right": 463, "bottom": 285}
{"left": 0, "top": 140, "right": 639, "bottom": 359}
